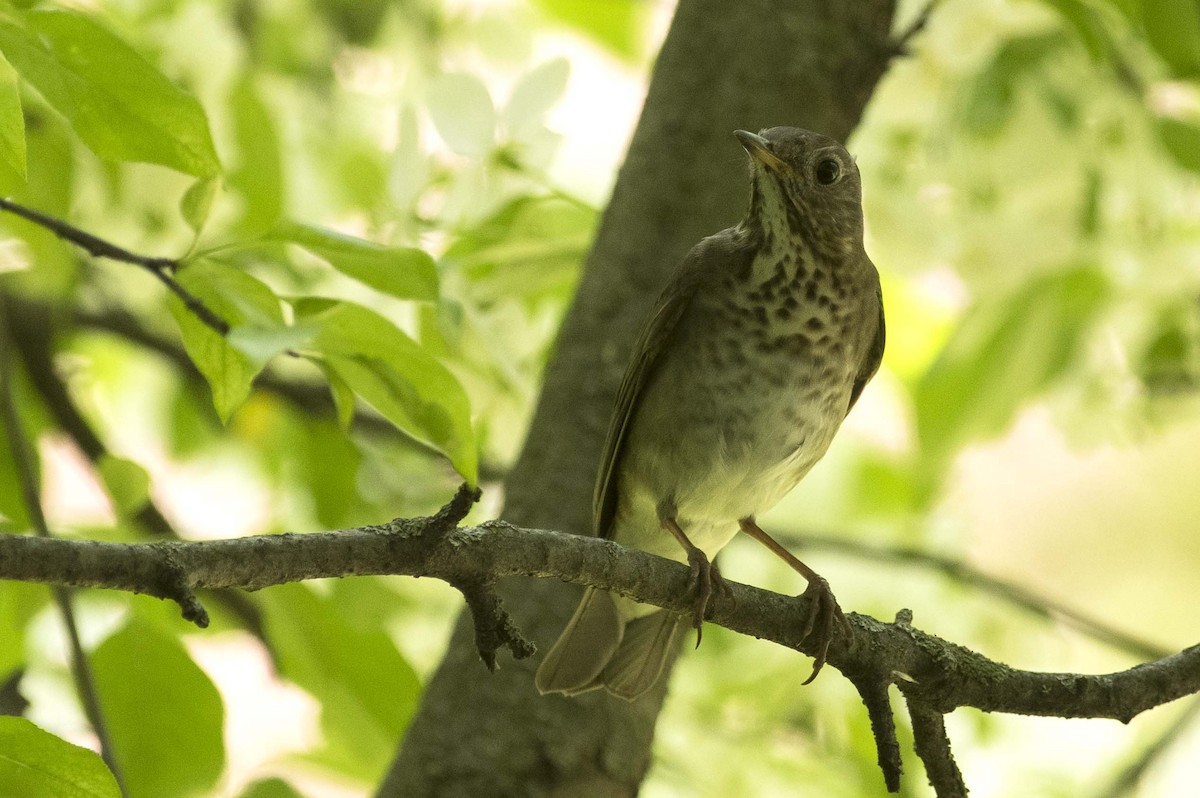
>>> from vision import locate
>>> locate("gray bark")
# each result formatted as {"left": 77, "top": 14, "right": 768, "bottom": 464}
{"left": 380, "top": 1, "right": 900, "bottom": 794}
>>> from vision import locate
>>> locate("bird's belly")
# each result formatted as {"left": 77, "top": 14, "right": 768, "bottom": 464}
{"left": 622, "top": 365, "right": 851, "bottom": 527}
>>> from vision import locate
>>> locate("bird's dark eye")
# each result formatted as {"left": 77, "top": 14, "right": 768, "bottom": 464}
{"left": 815, "top": 158, "right": 841, "bottom": 185}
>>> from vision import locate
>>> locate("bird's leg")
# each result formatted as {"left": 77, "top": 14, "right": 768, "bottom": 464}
{"left": 738, "top": 517, "right": 847, "bottom": 683}
{"left": 660, "top": 515, "right": 728, "bottom": 647}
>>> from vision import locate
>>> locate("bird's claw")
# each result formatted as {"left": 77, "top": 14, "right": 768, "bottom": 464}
{"left": 797, "top": 575, "right": 845, "bottom": 685}
{"left": 684, "top": 549, "right": 729, "bottom": 648}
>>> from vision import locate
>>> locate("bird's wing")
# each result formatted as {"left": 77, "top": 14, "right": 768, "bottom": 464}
{"left": 592, "top": 237, "right": 731, "bottom": 539}
{"left": 846, "top": 280, "right": 885, "bottom": 414}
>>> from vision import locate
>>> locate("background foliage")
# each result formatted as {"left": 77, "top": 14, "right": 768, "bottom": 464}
{"left": 0, "top": 0, "right": 1198, "bottom": 795}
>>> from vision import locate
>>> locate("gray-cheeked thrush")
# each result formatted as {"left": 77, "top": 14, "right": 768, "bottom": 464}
{"left": 535, "top": 127, "right": 885, "bottom": 700}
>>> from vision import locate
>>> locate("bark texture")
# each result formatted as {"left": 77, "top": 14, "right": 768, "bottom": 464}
{"left": 381, "top": 1, "right": 899, "bottom": 794}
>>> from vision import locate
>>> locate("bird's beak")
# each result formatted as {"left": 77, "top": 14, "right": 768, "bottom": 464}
{"left": 734, "top": 130, "right": 787, "bottom": 173}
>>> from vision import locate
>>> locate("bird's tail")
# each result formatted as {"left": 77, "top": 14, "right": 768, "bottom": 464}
{"left": 535, "top": 587, "right": 686, "bottom": 700}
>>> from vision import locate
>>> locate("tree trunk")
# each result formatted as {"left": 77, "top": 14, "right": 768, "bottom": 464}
{"left": 380, "top": 1, "right": 899, "bottom": 794}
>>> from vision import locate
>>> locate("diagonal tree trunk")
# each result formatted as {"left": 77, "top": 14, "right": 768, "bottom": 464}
{"left": 380, "top": 1, "right": 899, "bottom": 794}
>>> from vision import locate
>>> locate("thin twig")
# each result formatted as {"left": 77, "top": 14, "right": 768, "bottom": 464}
{"left": 905, "top": 699, "right": 967, "bottom": 798}
{"left": 778, "top": 530, "right": 1170, "bottom": 662}
{"left": 893, "top": 0, "right": 938, "bottom": 55}
{"left": 0, "top": 311, "right": 128, "bottom": 794}
{"left": 0, "top": 295, "right": 269, "bottom": 649}
{"left": 0, "top": 197, "right": 229, "bottom": 335}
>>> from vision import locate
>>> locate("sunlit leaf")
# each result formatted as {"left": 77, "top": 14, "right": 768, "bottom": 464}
{"left": 0, "top": 717, "right": 120, "bottom": 798}
{"left": 0, "top": 9, "right": 220, "bottom": 176}
{"left": 299, "top": 300, "right": 477, "bottom": 484}
{"left": 533, "top": 0, "right": 646, "bottom": 60}
{"left": 0, "top": 52, "right": 26, "bottom": 179}
{"left": 427, "top": 72, "right": 495, "bottom": 157}
{"left": 227, "top": 323, "right": 315, "bottom": 367}
{"left": 93, "top": 619, "right": 224, "bottom": 798}
{"left": 503, "top": 57, "right": 570, "bottom": 134}
{"left": 169, "top": 259, "right": 285, "bottom": 422}
{"left": 269, "top": 221, "right": 438, "bottom": 301}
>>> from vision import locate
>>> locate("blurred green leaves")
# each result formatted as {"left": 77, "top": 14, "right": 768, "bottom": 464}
{"left": 0, "top": 52, "right": 25, "bottom": 179}
{"left": 93, "top": 619, "right": 225, "bottom": 798}
{"left": 427, "top": 72, "right": 496, "bottom": 157}
{"left": 915, "top": 267, "right": 1109, "bottom": 498}
{"left": 269, "top": 221, "right": 439, "bottom": 302}
{"left": 0, "top": 717, "right": 120, "bottom": 798}
{"left": 262, "top": 582, "right": 422, "bottom": 779}
{"left": 168, "top": 260, "right": 287, "bottom": 422}
{"left": 299, "top": 299, "right": 477, "bottom": 484}
{"left": 533, "top": 0, "right": 649, "bottom": 60}
{"left": 0, "top": 8, "right": 219, "bottom": 177}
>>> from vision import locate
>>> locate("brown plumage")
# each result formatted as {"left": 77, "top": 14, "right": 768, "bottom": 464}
{"left": 536, "top": 127, "right": 885, "bottom": 700}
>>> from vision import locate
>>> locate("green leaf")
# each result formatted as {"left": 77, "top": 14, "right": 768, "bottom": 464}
{"left": 0, "top": 415, "right": 31, "bottom": 529}
{"left": 1157, "top": 117, "right": 1200, "bottom": 173}
{"left": 446, "top": 196, "right": 594, "bottom": 303}
{"left": 1038, "top": 0, "right": 1115, "bottom": 62}
{"left": 318, "top": 360, "right": 356, "bottom": 430}
{"left": 503, "top": 58, "right": 570, "bottom": 134}
{"left": 1142, "top": 0, "right": 1200, "bottom": 77}
{"left": 269, "top": 221, "right": 438, "bottom": 301}
{"left": 0, "top": 9, "right": 220, "bottom": 176}
{"left": 96, "top": 454, "right": 150, "bottom": 516}
{"left": 229, "top": 77, "right": 283, "bottom": 234}
{"left": 915, "top": 267, "right": 1108, "bottom": 493}
{"left": 0, "top": 52, "right": 26, "bottom": 179}
{"left": 533, "top": 0, "right": 647, "bottom": 60}
{"left": 0, "top": 717, "right": 120, "bottom": 798}
{"left": 227, "top": 323, "right": 315, "bottom": 367}
{"left": 180, "top": 176, "right": 220, "bottom": 236}
{"left": 237, "top": 778, "right": 305, "bottom": 798}
{"left": 92, "top": 619, "right": 224, "bottom": 798}
{"left": 261, "top": 583, "right": 421, "bottom": 778}
{"left": 301, "top": 301, "right": 476, "bottom": 483}
{"left": 0, "top": 582, "right": 46, "bottom": 673}
{"left": 168, "top": 260, "right": 285, "bottom": 422}
{"left": 426, "top": 72, "right": 495, "bottom": 157}
{"left": 961, "top": 34, "right": 1063, "bottom": 138}
{"left": 302, "top": 419, "right": 361, "bottom": 527}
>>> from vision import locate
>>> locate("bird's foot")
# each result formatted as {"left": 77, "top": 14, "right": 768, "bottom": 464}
{"left": 684, "top": 549, "right": 729, "bottom": 648}
{"left": 797, "top": 575, "right": 846, "bottom": 685}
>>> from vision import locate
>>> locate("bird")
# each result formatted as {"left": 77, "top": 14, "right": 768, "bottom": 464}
{"left": 534, "top": 127, "right": 885, "bottom": 701}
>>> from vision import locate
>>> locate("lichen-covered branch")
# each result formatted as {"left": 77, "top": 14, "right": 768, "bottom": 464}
{"left": 1, "top": 501, "right": 1196, "bottom": 756}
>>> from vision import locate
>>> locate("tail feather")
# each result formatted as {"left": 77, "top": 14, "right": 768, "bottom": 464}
{"left": 601, "top": 611, "right": 686, "bottom": 700}
{"left": 535, "top": 587, "right": 622, "bottom": 696}
{"left": 536, "top": 587, "right": 686, "bottom": 700}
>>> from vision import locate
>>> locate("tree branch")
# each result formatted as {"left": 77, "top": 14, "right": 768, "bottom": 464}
{"left": 778, "top": 530, "right": 1171, "bottom": 661}
{"left": 0, "top": 294, "right": 270, "bottom": 644}
{"left": 0, "top": 493, "right": 1196, "bottom": 795}
{"left": 0, "top": 197, "right": 229, "bottom": 336}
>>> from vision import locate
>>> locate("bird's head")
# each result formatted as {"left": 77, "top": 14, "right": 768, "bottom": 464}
{"left": 734, "top": 127, "right": 864, "bottom": 257}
